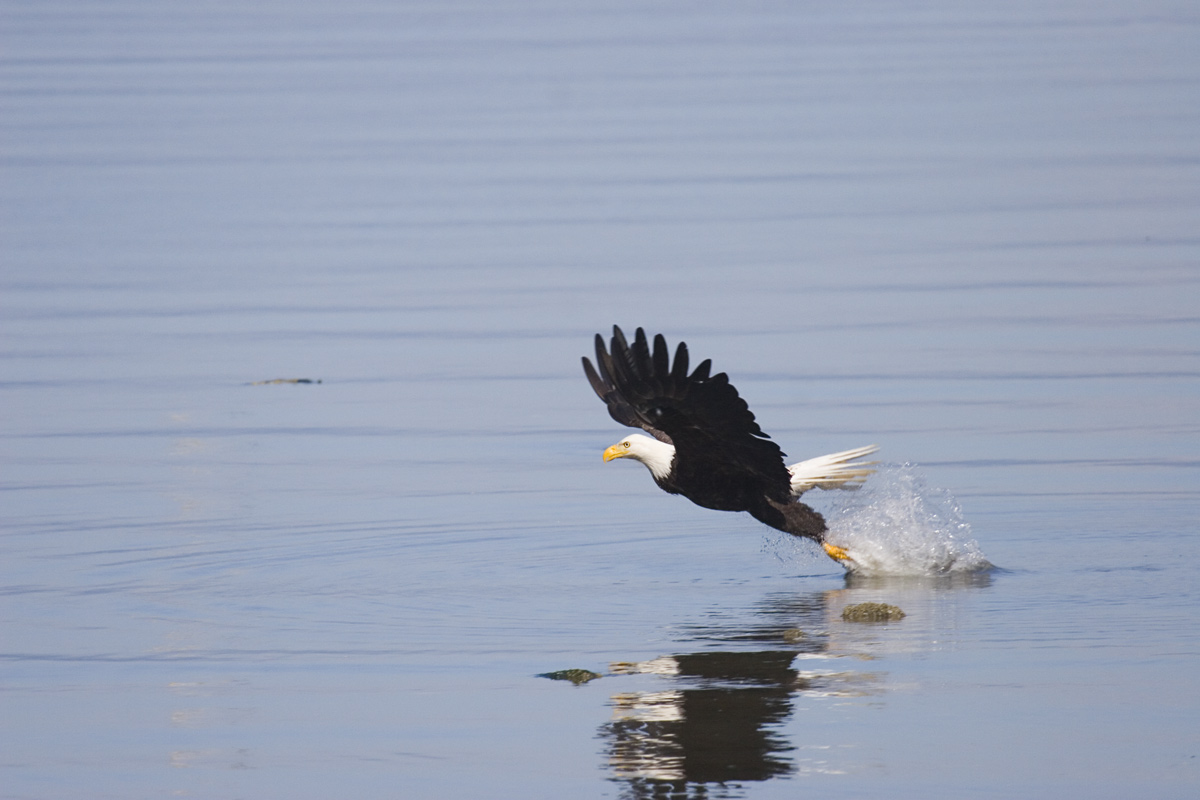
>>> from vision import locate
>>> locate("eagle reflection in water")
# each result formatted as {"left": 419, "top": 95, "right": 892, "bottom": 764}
{"left": 598, "top": 588, "right": 871, "bottom": 800}
{"left": 604, "top": 650, "right": 802, "bottom": 795}
{"left": 595, "top": 573, "right": 993, "bottom": 798}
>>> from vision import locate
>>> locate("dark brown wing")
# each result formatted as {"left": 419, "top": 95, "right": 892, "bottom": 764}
{"left": 581, "top": 326, "right": 792, "bottom": 502}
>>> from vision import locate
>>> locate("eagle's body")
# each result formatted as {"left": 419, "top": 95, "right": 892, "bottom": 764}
{"left": 583, "top": 327, "right": 878, "bottom": 563}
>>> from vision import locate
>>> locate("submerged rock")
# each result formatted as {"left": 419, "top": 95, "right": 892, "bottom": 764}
{"left": 538, "top": 668, "right": 603, "bottom": 685}
{"left": 841, "top": 602, "right": 906, "bottom": 622}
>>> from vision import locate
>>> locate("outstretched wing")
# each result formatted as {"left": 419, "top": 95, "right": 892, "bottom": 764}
{"left": 582, "top": 326, "right": 791, "bottom": 500}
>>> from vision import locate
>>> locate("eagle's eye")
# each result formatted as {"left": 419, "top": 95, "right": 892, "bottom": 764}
{"left": 623, "top": 441, "right": 631, "bottom": 448}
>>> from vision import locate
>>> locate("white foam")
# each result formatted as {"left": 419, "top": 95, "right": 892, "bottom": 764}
{"left": 820, "top": 463, "right": 993, "bottom": 575}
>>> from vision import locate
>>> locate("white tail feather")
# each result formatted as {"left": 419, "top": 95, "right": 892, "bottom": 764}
{"left": 788, "top": 444, "right": 880, "bottom": 494}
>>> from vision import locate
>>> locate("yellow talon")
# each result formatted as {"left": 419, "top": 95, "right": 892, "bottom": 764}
{"left": 822, "top": 542, "right": 851, "bottom": 563}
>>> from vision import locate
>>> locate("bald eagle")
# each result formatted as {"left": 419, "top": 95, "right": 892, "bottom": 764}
{"left": 582, "top": 326, "right": 878, "bottom": 564}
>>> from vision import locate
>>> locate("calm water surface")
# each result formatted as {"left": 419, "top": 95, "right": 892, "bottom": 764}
{"left": 2, "top": 2, "right": 1198, "bottom": 798}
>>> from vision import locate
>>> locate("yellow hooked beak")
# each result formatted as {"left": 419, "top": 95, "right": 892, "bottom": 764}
{"left": 603, "top": 444, "right": 627, "bottom": 462}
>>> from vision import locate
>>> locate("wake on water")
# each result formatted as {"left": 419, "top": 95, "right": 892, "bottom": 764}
{"left": 775, "top": 463, "right": 993, "bottom": 576}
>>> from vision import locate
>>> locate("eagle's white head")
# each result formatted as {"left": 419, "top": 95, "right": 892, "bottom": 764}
{"left": 602, "top": 433, "right": 675, "bottom": 481}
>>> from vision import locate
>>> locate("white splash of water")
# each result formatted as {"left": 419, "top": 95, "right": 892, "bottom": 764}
{"left": 820, "top": 463, "right": 993, "bottom": 575}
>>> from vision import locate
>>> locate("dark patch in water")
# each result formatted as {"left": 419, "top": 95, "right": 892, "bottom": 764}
{"left": 842, "top": 602, "right": 906, "bottom": 622}
{"left": 539, "top": 668, "right": 603, "bottom": 685}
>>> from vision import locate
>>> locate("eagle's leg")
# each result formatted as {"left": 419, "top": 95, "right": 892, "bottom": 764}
{"left": 750, "top": 497, "right": 827, "bottom": 541}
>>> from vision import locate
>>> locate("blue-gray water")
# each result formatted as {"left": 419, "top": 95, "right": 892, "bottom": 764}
{"left": 2, "top": 2, "right": 1198, "bottom": 798}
